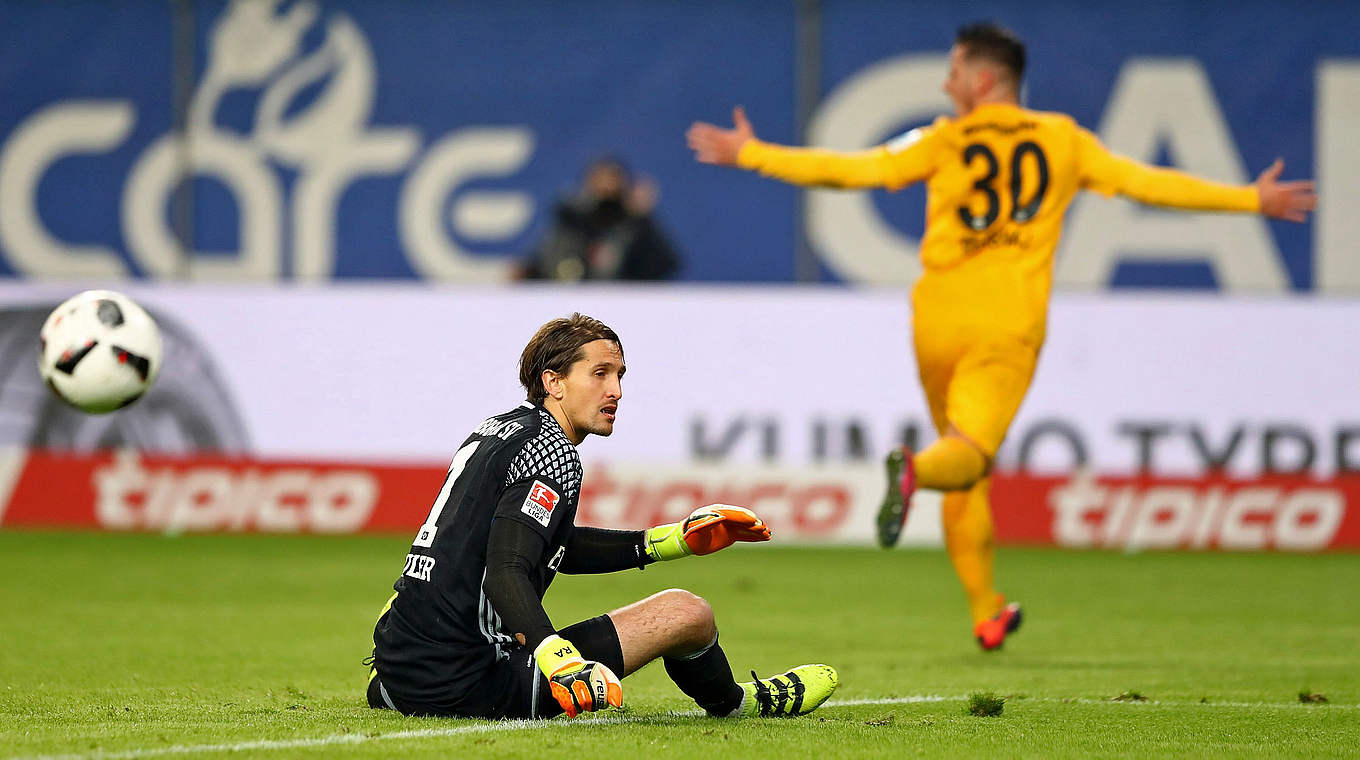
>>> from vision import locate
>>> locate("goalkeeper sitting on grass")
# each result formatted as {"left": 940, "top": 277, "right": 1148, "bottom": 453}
{"left": 367, "top": 313, "right": 838, "bottom": 720}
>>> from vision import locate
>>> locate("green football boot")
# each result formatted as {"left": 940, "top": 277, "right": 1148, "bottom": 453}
{"left": 737, "top": 664, "right": 839, "bottom": 717}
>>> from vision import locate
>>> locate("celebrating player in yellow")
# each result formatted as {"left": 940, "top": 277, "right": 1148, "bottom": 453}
{"left": 687, "top": 22, "right": 1317, "bottom": 651}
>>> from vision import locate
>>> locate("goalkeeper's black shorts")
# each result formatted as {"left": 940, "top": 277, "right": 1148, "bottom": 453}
{"left": 367, "top": 613, "right": 623, "bottom": 719}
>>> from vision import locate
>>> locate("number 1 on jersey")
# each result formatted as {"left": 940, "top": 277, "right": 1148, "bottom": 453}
{"left": 412, "top": 440, "right": 481, "bottom": 548}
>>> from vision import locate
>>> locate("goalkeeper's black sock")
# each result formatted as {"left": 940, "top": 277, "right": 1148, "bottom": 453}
{"left": 663, "top": 635, "right": 744, "bottom": 717}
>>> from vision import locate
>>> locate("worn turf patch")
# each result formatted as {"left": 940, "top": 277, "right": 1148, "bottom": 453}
{"left": 968, "top": 692, "right": 1005, "bottom": 717}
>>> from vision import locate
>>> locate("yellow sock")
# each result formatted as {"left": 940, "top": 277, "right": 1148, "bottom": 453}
{"left": 942, "top": 477, "right": 1004, "bottom": 625}
{"left": 913, "top": 435, "right": 987, "bottom": 491}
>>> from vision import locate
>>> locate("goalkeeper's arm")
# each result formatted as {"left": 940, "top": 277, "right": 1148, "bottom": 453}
{"left": 484, "top": 518, "right": 623, "bottom": 717}
{"left": 556, "top": 506, "right": 773, "bottom": 573}
{"left": 557, "top": 526, "right": 651, "bottom": 574}
{"left": 484, "top": 517, "right": 624, "bottom": 717}
{"left": 482, "top": 517, "right": 558, "bottom": 649}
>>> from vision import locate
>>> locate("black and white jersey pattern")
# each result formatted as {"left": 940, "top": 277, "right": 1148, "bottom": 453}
{"left": 371, "top": 402, "right": 582, "bottom": 708}
{"left": 505, "top": 422, "right": 581, "bottom": 498}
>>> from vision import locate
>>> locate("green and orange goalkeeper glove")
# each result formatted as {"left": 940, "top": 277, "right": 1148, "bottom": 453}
{"left": 644, "top": 504, "right": 772, "bottom": 562}
{"left": 533, "top": 634, "right": 623, "bottom": 718}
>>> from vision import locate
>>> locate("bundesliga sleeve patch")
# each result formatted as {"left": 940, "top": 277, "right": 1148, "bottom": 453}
{"left": 521, "top": 480, "right": 560, "bottom": 527}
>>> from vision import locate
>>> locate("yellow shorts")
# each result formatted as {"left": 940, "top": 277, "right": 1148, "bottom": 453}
{"left": 913, "top": 326, "right": 1038, "bottom": 457}
{"left": 910, "top": 264, "right": 1047, "bottom": 458}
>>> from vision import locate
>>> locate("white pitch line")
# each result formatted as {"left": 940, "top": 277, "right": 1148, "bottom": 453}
{"left": 830, "top": 695, "right": 954, "bottom": 706}
{"left": 8, "top": 696, "right": 1357, "bottom": 760}
{"left": 834, "top": 695, "right": 1360, "bottom": 710}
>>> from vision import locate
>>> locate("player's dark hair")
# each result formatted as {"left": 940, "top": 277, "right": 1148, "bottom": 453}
{"left": 519, "top": 313, "right": 623, "bottom": 404}
{"left": 956, "top": 22, "right": 1026, "bottom": 85}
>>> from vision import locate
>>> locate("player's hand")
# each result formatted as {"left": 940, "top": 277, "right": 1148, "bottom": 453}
{"left": 533, "top": 635, "right": 623, "bottom": 718}
{"left": 687, "top": 106, "right": 757, "bottom": 166}
{"left": 645, "top": 504, "right": 772, "bottom": 561}
{"left": 1255, "top": 158, "right": 1317, "bottom": 223}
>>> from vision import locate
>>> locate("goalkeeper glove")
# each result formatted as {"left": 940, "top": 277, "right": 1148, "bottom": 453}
{"left": 533, "top": 634, "right": 623, "bottom": 718}
{"left": 644, "top": 504, "right": 771, "bottom": 562}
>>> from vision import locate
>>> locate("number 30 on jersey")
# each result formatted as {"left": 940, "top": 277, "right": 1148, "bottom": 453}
{"left": 958, "top": 141, "right": 1050, "bottom": 230}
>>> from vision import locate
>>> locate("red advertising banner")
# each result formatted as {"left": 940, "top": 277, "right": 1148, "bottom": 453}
{"left": 1, "top": 449, "right": 1358, "bottom": 551}
{"left": 0, "top": 451, "right": 873, "bottom": 542}
{"left": 0, "top": 449, "right": 442, "bottom": 534}
{"left": 991, "top": 472, "right": 1360, "bottom": 552}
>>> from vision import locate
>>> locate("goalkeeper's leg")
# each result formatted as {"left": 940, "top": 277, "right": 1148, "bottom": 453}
{"left": 608, "top": 589, "right": 744, "bottom": 716}
{"left": 608, "top": 589, "right": 837, "bottom": 717}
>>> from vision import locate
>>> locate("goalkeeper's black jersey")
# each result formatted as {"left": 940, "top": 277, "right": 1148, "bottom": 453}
{"left": 373, "top": 402, "right": 582, "bottom": 706}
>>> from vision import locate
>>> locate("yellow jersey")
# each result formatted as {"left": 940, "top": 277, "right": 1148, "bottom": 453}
{"left": 737, "top": 101, "right": 1259, "bottom": 341}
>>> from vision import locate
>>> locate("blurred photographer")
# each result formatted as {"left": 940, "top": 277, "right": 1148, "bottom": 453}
{"left": 519, "top": 157, "right": 680, "bottom": 281}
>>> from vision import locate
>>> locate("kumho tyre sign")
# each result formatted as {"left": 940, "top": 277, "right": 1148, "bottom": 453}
{"left": 3, "top": 284, "right": 1356, "bottom": 481}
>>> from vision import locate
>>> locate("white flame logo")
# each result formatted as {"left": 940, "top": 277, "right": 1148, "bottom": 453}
{"left": 0, "top": 0, "right": 534, "bottom": 282}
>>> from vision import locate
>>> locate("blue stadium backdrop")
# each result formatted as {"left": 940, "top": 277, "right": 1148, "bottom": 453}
{"left": 1, "top": 0, "right": 1355, "bottom": 289}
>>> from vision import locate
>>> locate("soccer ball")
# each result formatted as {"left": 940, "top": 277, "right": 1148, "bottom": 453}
{"left": 38, "top": 290, "right": 163, "bottom": 414}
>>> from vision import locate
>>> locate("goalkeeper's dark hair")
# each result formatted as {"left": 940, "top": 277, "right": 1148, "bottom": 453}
{"left": 956, "top": 21, "right": 1026, "bottom": 85}
{"left": 519, "top": 313, "right": 623, "bottom": 404}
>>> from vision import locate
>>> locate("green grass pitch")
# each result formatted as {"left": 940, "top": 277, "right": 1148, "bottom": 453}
{"left": 1, "top": 532, "right": 1357, "bottom": 759}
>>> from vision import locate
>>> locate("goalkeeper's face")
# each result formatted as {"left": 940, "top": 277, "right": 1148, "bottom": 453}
{"left": 551, "top": 339, "right": 625, "bottom": 443}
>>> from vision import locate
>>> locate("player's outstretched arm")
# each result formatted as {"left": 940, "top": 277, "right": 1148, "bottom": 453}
{"left": 1255, "top": 159, "right": 1317, "bottom": 223}
{"left": 645, "top": 504, "right": 772, "bottom": 561}
{"left": 687, "top": 106, "right": 756, "bottom": 166}
{"left": 1079, "top": 130, "right": 1317, "bottom": 221}
{"left": 688, "top": 107, "right": 914, "bottom": 189}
